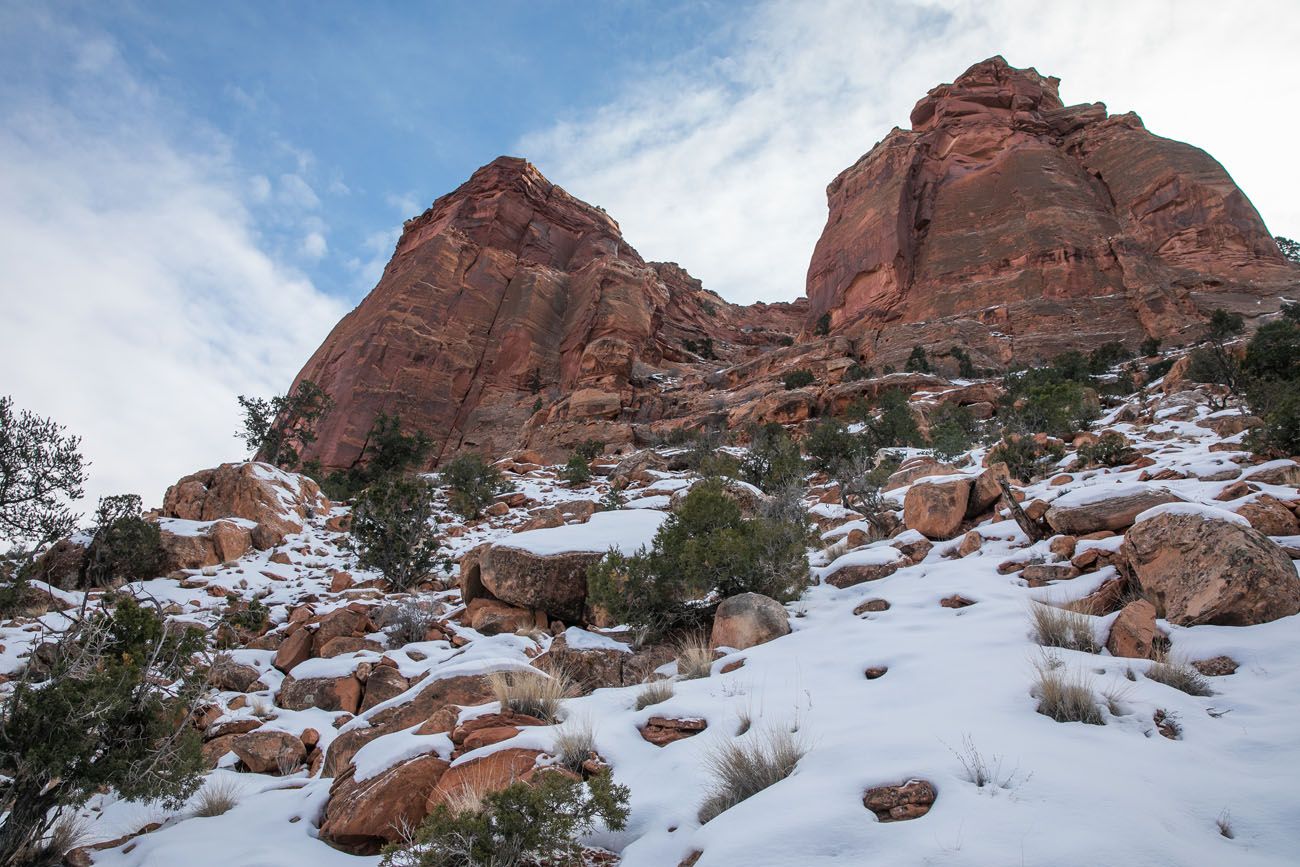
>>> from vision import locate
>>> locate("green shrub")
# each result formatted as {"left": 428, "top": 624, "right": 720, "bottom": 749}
{"left": 927, "top": 404, "right": 978, "bottom": 462}
{"left": 683, "top": 337, "right": 717, "bottom": 360}
{"left": 950, "top": 346, "right": 976, "bottom": 379}
{"left": 1243, "top": 315, "right": 1300, "bottom": 457}
{"left": 1139, "top": 336, "right": 1162, "bottom": 357}
{"left": 813, "top": 313, "right": 831, "bottom": 336}
{"left": 586, "top": 480, "right": 809, "bottom": 638}
{"left": 1076, "top": 432, "right": 1132, "bottom": 468}
{"left": 1277, "top": 236, "right": 1300, "bottom": 263}
{"left": 1087, "top": 341, "right": 1130, "bottom": 373}
{"left": 868, "top": 389, "right": 923, "bottom": 449}
{"left": 0, "top": 598, "right": 205, "bottom": 863}
{"left": 561, "top": 454, "right": 592, "bottom": 486}
{"left": 1243, "top": 318, "right": 1300, "bottom": 382}
{"left": 572, "top": 439, "right": 605, "bottom": 461}
{"left": 1000, "top": 372, "right": 1098, "bottom": 438}
{"left": 439, "top": 454, "right": 506, "bottom": 520}
{"left": 988, "top": 436, "right": 1064, "bottom": 483}
{"left": 783, "top": 369, "right": 815, "bottom": 390}
{"left": 740, "top": 424, "right": 805, "bottom": 492}
{"left": 0, "top": 396, "right": 86, "bottom": 611}
{"left": 844, "top": 362, "right": 873, "bottom": 382}
{"left": 1146, "top": 358, "right": 1175, "bottom": 380}
{"left": 236, "top": 379, "right": 332, "bottom": 470}
{"left": 352, "top": 475, "right": 441, "bottom": 590}
{"left": 81, "top": 494, "right": 162, "bottom": 588}
{"left": 904, "top": 345, "right": 931, "bottom": 373}
{"left": 803, "top": 419, "right": 868, "bottom": 474}
{"left": 316, "top": 412, "right": 433, "bottom": 500}
{"left": 382, "top": 771, "right": 629, "bottom": 867}
{"left": 777, "top": 335, "right": 795, "bottom": 347}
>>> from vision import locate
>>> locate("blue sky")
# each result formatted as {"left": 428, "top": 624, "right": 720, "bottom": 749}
{"left": 2, "top": 0, "right": 1297, "bottom": 509}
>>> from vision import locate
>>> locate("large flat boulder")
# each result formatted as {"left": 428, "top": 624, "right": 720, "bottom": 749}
{"left": 1045, "top": 484, "right": 1182, "bottom": 535}
{"left": 321, "top": 753, "right": 451, "bottom": 853}
{"left": 903, "top": 476, "right": 972, "bottom": 540}
{"left": 1123, "top": 508, "right": 1300, "bottom": 626}
{"left": 711, "top": 592, "right": 790, "bottom": 651}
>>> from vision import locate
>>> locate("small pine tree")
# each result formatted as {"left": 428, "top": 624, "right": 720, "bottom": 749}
{"left": 351, "top": 475, "right": 442, "bottom": 590}
{"left": 1139, "top": 336, "right": 1162, "bottom": 357}
{"left": 561, "top": 453, "right": 592, "bottom": 486}
{"left": 81, "top": 494, "right": 162, "bottom": 589}
{"left": 236, "top": 380, "right": 333, "bottom": 470}
{"left": 783, "top": 369, "right": 815, "bottom": 390}
{"left": 904, "top": 345, "right": 931, "bottom": 373}
{"left": 439, "top": 454, "right": 507, "bottom": 520}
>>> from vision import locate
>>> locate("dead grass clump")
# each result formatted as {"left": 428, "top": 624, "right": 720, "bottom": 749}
{"left": 1146, "top": 654, "right": 1212, "bottom": 696}
{"left": 192, "top": 777, "right": 241, "bottom": 817}
{"left": 552, "top": 718, "right": 596, "bottom": 773}
{"left": 1029, "top": 603, "right": 1099, "bottom": 653}
{"left": 488, "top": 667, "right": 575, "bottom": 723}
{"left": 635, "top": 680, "right": 674, "bottom": 711}
{"left": 676, "top": 634, "right": 714, "bottom": 681}
{"left": 1033, "top": 660, "right": 1104, "bottom": 725}
{"left": 698, "top": 729, "right": 807, "bottom": 824}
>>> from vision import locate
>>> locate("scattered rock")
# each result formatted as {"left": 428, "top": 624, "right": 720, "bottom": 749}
{"left": 230, "top": 729, "right": 305, "bottom": 774}
{"left": 1106, "top": 599, "right": 1159, "bottom": 659}
{"left": 903, "top": 477, "right": 972, "bottom": 540}
{"left": 863, "top": 779, "right": 937, "bottom": 821}
{"left": 1045, "top": 484, "right": 1182, "bottom": 535}
{"left": 1192, "top": 656, "right": 1239, "bottom": 677}
{"left": 640, "top": 717, "right": 707, "bottom": 746}
{"left": 711, "top": 592, "right": 790, "bottom": 650}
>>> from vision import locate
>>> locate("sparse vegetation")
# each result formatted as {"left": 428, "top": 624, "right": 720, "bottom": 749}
{"left": 561, "top": 453, "right": 592, "bottom": 486}
{"left": 1140, "top": 336, "right": 1162, "bottom": 357}
{"left": 192, "top": 777, "right": 242, "bottom": 818}
{"left": 635, "top": 680, "right": 674, "bottom": 710}
{"left": 380, "top": 598, "right": 442, "bottom": 646}
{"left": 813, "top": 313, "right": 831, "bottom": 336}
{"left": 1032, "top": 658, "right": 1104, "bottom": 725}
{"left": 0, "top": 396, "right": 86, "bottom": 612}
{"left": 1029, "top": 603, "right": 1099, "bottom": 653}
{"left": 947, "top": 734, "right": 1026, "bottom": 792}
{"left": 988, "top": 435, "right": 1064, "bottom": 483}
{"left": 80, "top": 493, "right": 162, "bottom": 589}
{"left": 314, "top": 412, "right": 432, "bottom": 500}
{"left": 740, "top": 423, "right": 805, "bottom": 492}
{"left": 675, "top": 633, "right": 715, "bottom": 680}
{"left": 783, "top": 369, "right": 815, "bottom": 390}
{"left": 1075, "top": 431, "right": 1133, "bottom": 468}
{"left": 488, "top": 668, "right": 575, "bottom": 723}
{"left": 439, "top": 453, "right": 507, "bottom": 520}
{"left": 697, "top": 729, "right": 807, "bottom": 824}
{"left": 381, "top": 770, "right": 629, "bottom": 867}
{"left": 351, "top": 475, "right": 442, "bottom": 590}
{"left": 904, "top": 345, "right": 931, "bottom": 373}
{"left": 1244, "top": 310, "right": 1300, "bottom": 457}
{"left": 552, "top": 718, "right": 596, "bottom": 774}
{"left": 1145, "top": 655, "right": 1212, "bottom": 697}
{"left": 586, "top": 479, "right": 810, "bottom": 639}
{"left": 236, "top": 379, "right": 333, "bottom": 470}
{"left": 927, "top": 403, "right": 978, "bottom": 462}
{"left": 0, "top": 597, "right": 207, "bottom": 863}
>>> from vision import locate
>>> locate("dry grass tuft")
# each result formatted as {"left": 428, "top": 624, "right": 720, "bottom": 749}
{"left": 552, "top": 718, "right": 596, "bottom": 773}
{"left": 1216, "top": 809, "right": 1234, "bottom": 839}
{"left": 1146, "top": 653, "right": 1212, "bottom": 696}
{"left": 192, "top": 777, "right": 241, "bottom": 818}
{"left": 1033, "top": 659, "right": 1104, "bottom": 725}
{"left": 488, "top": 667, "right": 575, "bottom": 723}
{"left": 1029, "top": 603, "right": 1099, "bottom": 653}
{"left": 698, "top": 729, "right": 807, "bottom": 824}
{"left": 635, "top": 679, "right": 674, "bottom": 711}
{"left": 676, "top": 633, "right": 715, "bottom": 681}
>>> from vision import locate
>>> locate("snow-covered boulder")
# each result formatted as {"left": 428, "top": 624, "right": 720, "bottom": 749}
{"left": 903, "top": 475, "right": 972, "bottom": 540}
{"left": 161, "top": 460, "right": 329, "bottom": 548}
{"left": 1044, "top": 483, "right": 1182, "bottom": 535}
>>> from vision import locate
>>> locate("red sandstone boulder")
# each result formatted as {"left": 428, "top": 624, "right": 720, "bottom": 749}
{"left": 1045, "top": 484, "right": 1182, "bottom": 535}
{"left": 1123, "top": 511, "right": 1300, "bottom": 625}
{"left": 711, "top": 592, "right": 790, "bottom": 650}
{"left": 1106, "top": 599, "right": 1160, "bottom": 659}
{"left": 640, "top": 716, "right": 707, "bottom": 746}
{"left": 321, "top": 754, "right": 451, "bottom": 852}
{"left": 230, "top": 729, "right": 305, "bottom": 775}
{"left": 161, "top": 461, "right": 329, "bottom": 548}
{"left": 903, "top": 477, "right": 972, "bottom": 540}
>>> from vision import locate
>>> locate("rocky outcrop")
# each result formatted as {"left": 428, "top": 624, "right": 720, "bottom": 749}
{"left": 1123, "top": 511, "right": 1300, "bottom": 626}
{"left": 161, "top": 462, "right": 328, "bottom": 548}
{"left": 806, "top": 56, "right": 1297, "bottom": 369}
{"left": 290, "top": 157, "right": 802, "bottom": 471}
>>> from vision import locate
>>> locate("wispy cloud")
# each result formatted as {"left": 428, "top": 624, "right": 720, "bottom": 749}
{"left": 520, "top": 0, "right": 1300, "bottom": 304}
{"left": 0, "top": 10, "right": 346, "bottom": 511}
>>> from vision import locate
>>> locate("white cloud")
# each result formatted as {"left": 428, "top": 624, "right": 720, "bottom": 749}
{"left": 301, "top": 230, "right": 329, "bottom": 259}
{"left": 346, "top": 228, "right": 402, "bottom": 292}
{"left": 0, "top": 16, "right": 347, "bottom": 513}
{"left": 519, "top": 0, "right": 1300, "bottom": 304}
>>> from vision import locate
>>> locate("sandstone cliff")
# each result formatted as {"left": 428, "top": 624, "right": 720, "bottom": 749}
{"left": 293, "top": 157, "right": 803, "bottom": 471}
{"left": 805, "top": 56, "right": 1296, "bottom": 367}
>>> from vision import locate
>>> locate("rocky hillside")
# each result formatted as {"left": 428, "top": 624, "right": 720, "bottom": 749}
{"left": 8, "top": 361, "right": 1300, "bottom": 866}
{"left": 289, "top": 57, "right": 1297, "bottom": 475}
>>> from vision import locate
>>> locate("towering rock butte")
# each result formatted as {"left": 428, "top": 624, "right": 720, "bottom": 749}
{"left": 806, "top": 55, "right": 1295, "bottom": 367}
{"left": 293, "top": 157, "right": 804, "bottom": 471}
{"left": 292, "top": 58, "right": 1297, "bottom": 471}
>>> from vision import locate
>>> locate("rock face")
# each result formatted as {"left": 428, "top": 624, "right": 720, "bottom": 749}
{"left": 291, "top": 157, "right": 803, "bottom": 471}
{"left": 1123, "top": 512, "right": 1300, "bottom": 626}
{"left": 805, "top": 56, "right": 1296, "bottom": 368}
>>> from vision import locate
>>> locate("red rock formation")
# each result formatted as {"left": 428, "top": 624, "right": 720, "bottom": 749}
{"left": 294, "top": 157, "right": 802, "bottom": 471}
{"left": 806, "top": 56, "right": 1297, "bottom": 368}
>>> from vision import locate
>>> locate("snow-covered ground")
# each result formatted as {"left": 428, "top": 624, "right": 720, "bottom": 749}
{"left": 7, "top": 379, "right": 1300, "bottom": 867}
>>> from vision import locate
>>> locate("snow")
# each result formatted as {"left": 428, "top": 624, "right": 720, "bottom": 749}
{"left": 496, "top": 508, "right": 667, "bottom": 556}
{"left": 1134, "top": 501, "right": 1252, "bottom": 528}
{"left": 1048, "top": 481, "right": 1179, "bottom": 508}
{"left": 564, "top": 626, "right": 632, "bottom": 653}
{"left": 818, "top": 546, "right": 906, "bottom": 581}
